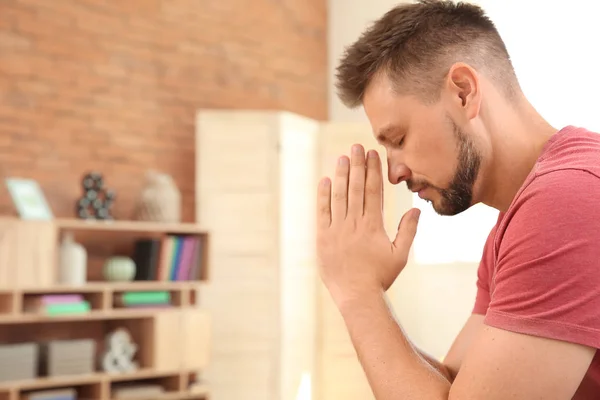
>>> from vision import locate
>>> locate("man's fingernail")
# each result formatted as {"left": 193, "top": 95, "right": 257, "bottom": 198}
{"left": 352, "top": 144, "right": 361, "bottom": 155}
{"left": 339, "top": 156, "right": 348, "bottom": 165}
{"left": 368, "top": 150, "right": 377, "bottom": 158}
{"left": 413, "top": 208, "right": 421, "bottom": 220}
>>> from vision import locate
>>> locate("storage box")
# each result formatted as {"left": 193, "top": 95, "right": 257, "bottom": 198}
{"left": 39, "top": 339, "right": 96, "bottom": 377}
{"left": 0, "top": 343, "right": 38, "bottom": 382}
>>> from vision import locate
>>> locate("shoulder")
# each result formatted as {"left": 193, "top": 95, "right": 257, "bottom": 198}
{"left": 534, "top": 126, "right": 600, "bottom": 180}
{"left": 514, "top": 126, "right": 600, "bottom": 209}
{"left": 513, "top": 167, "right": 600, "bottom": 219}
{"left": 498, "top": 168, "right": 600, "bottom": 261}
{"left": 493, "top": 169, "right": 600, "bottom": 306}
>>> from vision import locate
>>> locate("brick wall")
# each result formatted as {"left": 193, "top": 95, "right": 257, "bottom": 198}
{"left": 0, "top": 0, "right": 327, "bottom": 222}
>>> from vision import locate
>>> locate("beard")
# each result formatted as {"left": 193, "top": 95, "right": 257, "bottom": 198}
{"left": 409, "top": 120, "right": 482, "bottom": 216}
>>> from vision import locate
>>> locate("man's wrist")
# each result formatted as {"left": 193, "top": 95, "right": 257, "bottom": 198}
{"left": 334, "top": 287, "right": 388, "bottom": 319}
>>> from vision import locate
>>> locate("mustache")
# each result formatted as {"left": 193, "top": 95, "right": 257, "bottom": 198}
{"left": 406, "top": 179, "right": 431, "bottom": 192}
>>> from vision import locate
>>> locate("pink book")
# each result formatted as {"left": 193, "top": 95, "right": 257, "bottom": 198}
{"left": 176, "top": 237, "right": 196, "bottom": 281}
{"left": 40, "top": 294, "right": 84, "bottom": 304}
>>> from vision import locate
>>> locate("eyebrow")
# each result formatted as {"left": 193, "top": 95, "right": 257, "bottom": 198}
{"left": 376, "top": 126, "right": 403, "bottom": 145}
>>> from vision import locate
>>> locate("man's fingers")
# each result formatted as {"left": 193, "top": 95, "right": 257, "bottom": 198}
{"left": 364, "top": 149, "right": 384, "bottom": 225}
{"left": 393, "top": 208, "right": 421, "bottom": 260}
{"left": 347, "top": 144, "right": 366, "bottom": 218}
{"left": 317, "top": 177, "right": 332, "bottom": 229}
{"left": 331, "top": 155, "right": 349, "bottom": 223}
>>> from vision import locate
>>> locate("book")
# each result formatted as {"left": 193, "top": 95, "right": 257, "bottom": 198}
{"left": 134, "top": 235, "right": 204, "bottom": 281}
{"left": 24, "top": 298, "right": 91, "bottom": 315}
{"left": 132, "top": 238, "right": 162, "bottom": 281}
{"left": 115, "top": 291, "right": 171, "bottom": 306}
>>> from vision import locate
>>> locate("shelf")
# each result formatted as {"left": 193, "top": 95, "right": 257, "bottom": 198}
{"left": 0, "top": 281, "right": 202, "bottom": 294}
{"left": 110, "top": 387, "right": 210, "bottom": 400}
{"left": 0, "top": 217, "right": 207, "bottom": 235}
{"left": 0, "top": 217, "right": 210, "bottom": 287}
{"left": 53, "top": 219, "right": 211, "bottom": 282}
{"left": 110, "top": 392, "right": 208, "bottom": 400}
{"left": 0, "top": 368, "right": 200, "bottom": 390}
{"left": 0, "top": 282, "right": 201, "bottom": 324}
{"left": 106, "top": 369, "right": 189, "bottom": 383}
{"left": 0, "top": 372, "right": 104, "bottom": 391}
{"left": 55, "top": 218, "right": 208, "bottom": 235}
{"left": 0, "top": 307, "right": 190, "bottom": 324}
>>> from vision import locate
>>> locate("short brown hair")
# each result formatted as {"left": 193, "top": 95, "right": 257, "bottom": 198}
{"left": 335, "top": 0, "right": 519, "bottom": 107}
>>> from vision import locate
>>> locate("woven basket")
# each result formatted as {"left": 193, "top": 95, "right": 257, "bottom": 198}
{"left": 134, "top": 170, "right": 181, "bottom": 223}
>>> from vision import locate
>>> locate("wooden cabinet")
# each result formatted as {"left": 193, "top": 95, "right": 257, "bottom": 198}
{"left": 196, "top": 110, "right": 403, "bottom": 400}
{"left": 196, "top": 110, "right": 320, "bottom": 400}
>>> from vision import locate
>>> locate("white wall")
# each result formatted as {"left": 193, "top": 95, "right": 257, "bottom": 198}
{"left": 328, "top": 0, "right": 413, "bottom": 123}
{"left": 327, "top": 0, "right": 600, "bottom": 359}
{"left": 476, "top": 0, "right": 600, "bottom": 132}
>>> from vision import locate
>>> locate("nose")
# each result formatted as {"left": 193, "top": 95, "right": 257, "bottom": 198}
{"left": 387, "top": 158, "right": 411, "bottom": 185}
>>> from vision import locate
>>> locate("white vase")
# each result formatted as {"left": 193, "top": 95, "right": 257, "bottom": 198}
{"left": 58, "top": 232, "right": 87, "bottom": 286}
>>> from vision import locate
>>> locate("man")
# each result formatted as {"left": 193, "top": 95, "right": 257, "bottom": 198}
{"left": 316, "top": 1, "right": 600, "bottom": 399}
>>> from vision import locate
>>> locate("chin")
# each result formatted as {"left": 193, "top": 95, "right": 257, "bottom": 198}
{"left": 432, "top": 199, "right": 471, "bottom": 217}
{"left": 432, "top": 204, "right": 453, "bottom": 216}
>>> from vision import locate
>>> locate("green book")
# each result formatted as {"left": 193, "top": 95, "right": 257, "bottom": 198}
{"left": 45, "top": 301, "right": 91, "bottom": 316}
{"left": 121, "top": 291, "right": 170, "bottom": 305}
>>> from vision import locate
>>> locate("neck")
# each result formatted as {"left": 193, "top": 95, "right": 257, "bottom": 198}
{"left": 477, "top": 92, "right": 558, "bottom": 212}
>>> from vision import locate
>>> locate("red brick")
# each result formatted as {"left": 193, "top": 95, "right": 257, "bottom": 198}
{"left": 0, "top": 0, "right": 327, "bottom": 222}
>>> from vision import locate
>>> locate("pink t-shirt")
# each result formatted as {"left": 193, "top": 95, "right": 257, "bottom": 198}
{"left": 473, "top": 125, "right": 600, "bottom": 398}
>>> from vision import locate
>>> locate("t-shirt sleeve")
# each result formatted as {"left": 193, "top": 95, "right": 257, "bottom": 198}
{"left": 485, "top": 169, "right": 600, "bottom": 349}
{"left": 472, "top": 223, "right": 497, "bottom": 315}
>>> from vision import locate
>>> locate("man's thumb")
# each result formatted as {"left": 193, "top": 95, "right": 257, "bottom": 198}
{"left": 393, "top": 208, "right": 421, "bottom": 256}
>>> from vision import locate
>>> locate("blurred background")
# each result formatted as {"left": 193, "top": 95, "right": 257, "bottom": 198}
{"left": 0, "top": 0, "right": 598, "bottom": 400}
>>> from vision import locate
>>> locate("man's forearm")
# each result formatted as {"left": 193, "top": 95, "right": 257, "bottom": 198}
{"left": 338, "top": 290, "right": 451, "bottom": 400}
{"left": 385, "top": 296, "right": 455, "bottom": 383}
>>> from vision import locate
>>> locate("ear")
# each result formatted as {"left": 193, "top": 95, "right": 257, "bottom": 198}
{"left": 446, "top": 62, "right": 481, "bottom": 120}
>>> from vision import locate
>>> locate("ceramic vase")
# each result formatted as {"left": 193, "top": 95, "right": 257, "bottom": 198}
{"left": 58, "top": 232, "right": 87, "bottom": 285}
{"left": 103, "top": 256, "right": 136, "bottom": 282}
{"left": 134, "top": 170, "right": 181, "bottom": 222}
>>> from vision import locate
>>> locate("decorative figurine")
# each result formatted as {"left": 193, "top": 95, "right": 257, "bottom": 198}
{"left": 76, "top": 172, "right": 116, "bottom": 220}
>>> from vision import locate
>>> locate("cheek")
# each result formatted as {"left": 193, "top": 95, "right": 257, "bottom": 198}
{"left": 408, "top": 136, "right": 458, "bottom": 183}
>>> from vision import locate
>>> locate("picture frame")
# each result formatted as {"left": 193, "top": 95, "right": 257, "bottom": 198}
{"left": 5, "top": 178, "right": 54, "bottom": 220}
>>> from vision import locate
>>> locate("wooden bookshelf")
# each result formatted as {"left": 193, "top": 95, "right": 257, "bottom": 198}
{"left": 0, "top": 218, "right": 212, "bottom": 400}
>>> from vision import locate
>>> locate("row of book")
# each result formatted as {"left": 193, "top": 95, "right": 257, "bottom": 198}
{"left": 132, "top": 235, "right": 204, "bottom": 282}
{"left": 24, "top": 294, "right": 90, "bottom": 316}
{"left": 22, "top": 292, "right": 172, "bottom": 314}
